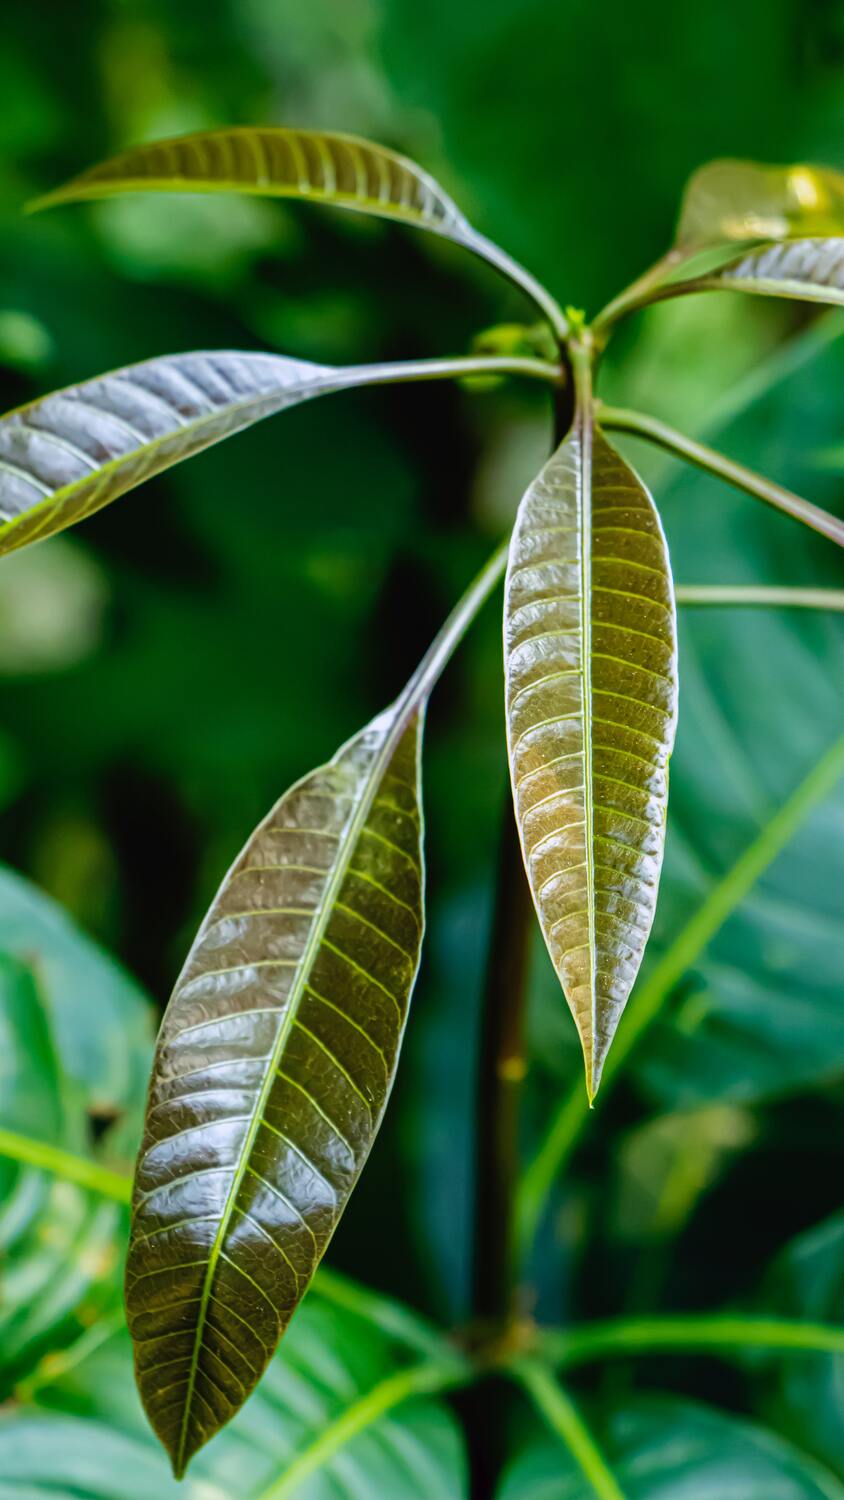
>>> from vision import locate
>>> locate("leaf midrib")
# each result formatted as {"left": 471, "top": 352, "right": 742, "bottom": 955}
{"left": 172, "top": 699, "right": 418, "bottom": 1473}
{"left": 576, "top": 397, "right": 597, "bottom": 1090}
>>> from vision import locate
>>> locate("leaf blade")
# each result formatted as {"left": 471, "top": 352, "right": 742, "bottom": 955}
{"left": 504, "top": 415, "right": 677, "bottom": 1097}
{"left": 676, "top": 158, "right": 844, "bottom": 251}
{"left": 126, "top": 701, "right": 426, "bottom": 1475}
{"left": 706, "top": 238, "right": 844, "bottom": 307}
{"left": 0, "top": 350, "right": 342, "bottom": 557}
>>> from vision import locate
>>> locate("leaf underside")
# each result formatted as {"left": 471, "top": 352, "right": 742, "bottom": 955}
{"left": 30, "top": 125, "right": 482, "bottom": 255}
{"left": 126, "top": 706, "right": 425, "bottom": 1476}
{"left": 712, "top": 238, "right": 844, "bottom": 305}
{"left": 676, "top": 158, "right": 844, "bottom": 251}
{"left": 504, "top": 419, "right": 677, "bottom": 1097}
{"left": 0, "top": 350, "right": 365, "bottom": 558}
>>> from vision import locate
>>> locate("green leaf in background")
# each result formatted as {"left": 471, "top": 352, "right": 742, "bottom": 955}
{"left": 0, "top": 867, "right": 154, "bottom": 1388}
{"left": 127, "top": 697, "right": 426, "bottom": 1474}
{"left": 504, "top": 417, "right": 677, "bottom": 1098}
{"left": 28, "top": 126, "right": 566, "bottom": 336}
{"left": 498, "top": 1397, "right": 844, "bottom": 1499}
{"left": 759, "top": 1213, "right": 844, "bottom": 1479}
{"left": 675, "top": 159, "right": 844, "bottom": 252}
{"left": 1, "top": 1296, "right": 468, "bottom": 1500}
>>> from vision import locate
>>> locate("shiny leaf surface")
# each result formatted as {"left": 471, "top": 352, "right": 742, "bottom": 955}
{"left": 706, "top": 238, "right": 844, "bottom": 306}
{"left": 29, "top": 124, "right": 497, "bottom": 272}
{"left": 3, "top": 1297, "right": 467, "bottom": 1499}
{"left": 0, "top": 350, "right": 359, "bottom": 558}
{"left": 504, "top": 415, "right": 677, "bottom": 1097}
{"left": 127, "top": 700, "right": 426, "bottom": 1474}
{"left": 498, "top": 1396, "right": 844, "bottom": 1498}
{"left": 676, "top": 159, "right": 844, "bottom": 250}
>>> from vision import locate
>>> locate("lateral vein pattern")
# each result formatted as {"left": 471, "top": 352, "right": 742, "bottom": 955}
{"left": 504, "top": 422, "right": 678, "bottom": 1094}
{"left": 126, "top": 709, "right": 424, "bottom": 1474}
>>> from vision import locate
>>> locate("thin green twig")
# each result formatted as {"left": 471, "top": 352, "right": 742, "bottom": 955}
{"left": 511, "top": 1359, "right": 626, "bottom": 1500}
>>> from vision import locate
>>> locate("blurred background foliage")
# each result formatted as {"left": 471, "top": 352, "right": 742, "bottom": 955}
{"left": 0, "top": 0, "right": 843, "bottom": 1492}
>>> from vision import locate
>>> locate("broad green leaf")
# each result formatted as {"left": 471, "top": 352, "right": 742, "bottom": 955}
{"left": 0, "top": 350, "right": 374, "bottom": 559}
{"left": 2, "top": 1295, "right": 467, "bottom": 1499}
{"left": 0, "top": 866, "right": 154, "bottom": 1388}
{"left": 676, "top": 159, "right": 844, "bottom": 251}
{"left": 498, "top": 1396, "right": 844, "bottom": 1499}
{"left": 29, "top": 124, "right": 492, "bottom": 268}
{"left": 504, "top": 415, "right": 678, "bottom": 1097}
{"left": 759, "top": 1213, "right": 844, "bottom": 1478}
{"left": 704, "top": 238, "right": 844, "bottom": 306}
{"left": 126, "top": 696, "right": 427, "bottom": 1474}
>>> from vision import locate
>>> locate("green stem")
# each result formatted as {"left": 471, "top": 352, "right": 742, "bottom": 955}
{"left": 511, "top": 1360, "right": 627, "bottom": 1500}
{"left": 343, "top": 352, "right": 564, "bottom": 391}
{"left": 599, "top": 405, "right": 844, "bottom": 549}
{"left": 255, "top": 1359, "right": 471, "bottom": 1500}
{"left": 515, "top": 731, "right": 844, "bottom": 1256}
{"left": 591, "top": 250, "right": 686, "bottom": 337}
{"left": 538, "top": 1313, "right": 844, "bottom": 1367}
{"left": 0, "top": 1127, "right": 132, "bottom": 1203}
{"left": 466, "top": 230, "right": 571, "bottom": 343}
{"left": 676, "top": 584, "right": 844, "bottom": 609}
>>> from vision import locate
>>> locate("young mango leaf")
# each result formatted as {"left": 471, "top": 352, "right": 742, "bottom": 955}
{"left": 676, "top": 159, "right": 844, "bottom": 252}
{"left": 28, "top": 125, "right": 549, "bottom": 317}
{"left": 126, "top": 689, "right": 428, "bottom": 1475}
{"left": 0, "top": 350, "right": 386, "bottom": 558}
{"left": 702, "top": 238, "right": 844, "bottom": 306}
{"left": 504, "top": 414, "right": 678, "bottom": 1099}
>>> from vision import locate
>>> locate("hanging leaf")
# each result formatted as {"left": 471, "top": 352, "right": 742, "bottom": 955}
{"left": 676, "top": 159, "right": 844, "bottom": 252}
{"left": 701, "top": 238, "right": 844, "bottom": 307}
{"left": 504, "top": 412, "right": 678, "bottom": 1098}
{"left": 0, "top": 350, "right": 431, "bottom": 559}
{"left": 126, "top": 693, "right": 427, "bottom": 1475}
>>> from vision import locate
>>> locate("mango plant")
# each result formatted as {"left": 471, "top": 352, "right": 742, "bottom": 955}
{"left": 0, "top": 127, "right": 843, "bottom": 1495}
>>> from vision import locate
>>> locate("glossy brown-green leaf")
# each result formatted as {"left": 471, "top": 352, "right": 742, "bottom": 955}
{"left": 126, "top": 699, "right": 426, "bottom": 1477}
{"left": 504, "top": 413, "right": 678, "bottom": 1098}
{"left": 676, "top": 159, "right": 844, "bottom": 251}
{"left": 29, "top": 125, "right": 519, "bottom": 287}
{"left": 0, "top": 351, "right": 347, "bottom": 556}
{"left": 702, "top": 238, "right": 844, "bottom": 306}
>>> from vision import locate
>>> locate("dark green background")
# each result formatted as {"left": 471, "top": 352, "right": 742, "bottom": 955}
{"left": 0, "top": 0, "right": 842, "bottom": 1461}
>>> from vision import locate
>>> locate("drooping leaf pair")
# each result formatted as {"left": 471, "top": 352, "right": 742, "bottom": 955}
{"left": 9, "top": 123, "right": 844, "bottom": 1474}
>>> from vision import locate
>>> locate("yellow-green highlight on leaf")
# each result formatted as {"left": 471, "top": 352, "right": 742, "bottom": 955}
{"left": 503, "top": 390, "right": 678, "bottom": 1100}
{"left": 676, "top": 159, "right": 844, "bottom": 251}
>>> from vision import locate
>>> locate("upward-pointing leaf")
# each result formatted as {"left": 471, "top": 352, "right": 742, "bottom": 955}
{"left": 676, "top": 159, "right": 844, "bottom": 251}
{"left": 504, "top": 413, "right": 678, "bottom": 1098}
{"left": 126, "top": 698, "right": 426, "bottom": 1476}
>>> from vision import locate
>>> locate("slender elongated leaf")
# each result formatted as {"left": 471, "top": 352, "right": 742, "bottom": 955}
{"left": 126, "top": 695, "right": 427, "bottom": 1474}
{"left": 29, "top": 124, "right": 495, "bottom": 270}
{"left": 504, "top": 414, "right": 678, "bottom": 1097}
{"left": 3, "top": 1297, "right": 467, "bottom": 1500}
{"left": 0, "top": 350, "right": 369, "bottom": 558}
{"left": 498, "top": 1396, "right": 844, "bottom": 1499}
{"left": 704, "top": 238, "right": 844, "bottom": 306}
{"left": 676, "top": 159, "right": 844, "bottom": 251}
